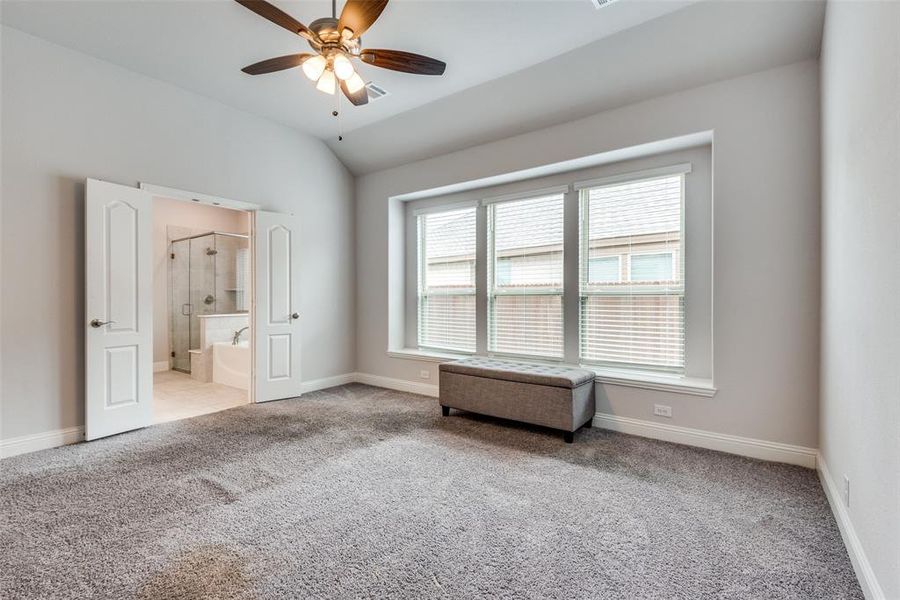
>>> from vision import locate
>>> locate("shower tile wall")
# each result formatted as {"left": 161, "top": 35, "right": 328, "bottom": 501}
{"left": 215, "top": 235, "right": 246, "bottom": 314}
{"left": 168, "top": 227, "right": 249, "bottom": 374}
{"left": 190, "top": 236, "right": 217, "bottom": 351}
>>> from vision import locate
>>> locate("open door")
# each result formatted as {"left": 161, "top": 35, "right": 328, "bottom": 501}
{"left": 85, "top": 179, "right": 153, "bottom": 440}
{"left": 253, "top": 210, "right": 302, "bottom": 403}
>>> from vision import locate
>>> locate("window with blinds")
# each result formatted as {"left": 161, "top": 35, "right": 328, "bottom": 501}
{"left": 579, "top": 174, "right": 684, "bottom": 371}
{"left": 417, "top": 207, "right": 477, "bottom": 352}
{"left": 488, "top": 193, "right": 565, "bottom": 358}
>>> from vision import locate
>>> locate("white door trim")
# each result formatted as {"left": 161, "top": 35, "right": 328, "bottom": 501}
{"left": 139, "top": 182, "right": 261, "bottom": 211}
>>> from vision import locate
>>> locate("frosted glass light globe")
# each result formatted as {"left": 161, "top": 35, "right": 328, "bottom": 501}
{"left": 333, "top": 53, "right": 355, "bottom": 81}
{"left": 302, "top": 55, "right": 326, "bottom": 81}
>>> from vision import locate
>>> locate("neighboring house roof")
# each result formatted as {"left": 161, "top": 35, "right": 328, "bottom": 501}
{"left": 424, "top": 174, "right": 682, "bottom": 260}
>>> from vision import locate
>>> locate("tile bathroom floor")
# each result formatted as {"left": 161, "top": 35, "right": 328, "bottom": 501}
{"left": 153, "top": 370, "right": 248, "bottom": 424}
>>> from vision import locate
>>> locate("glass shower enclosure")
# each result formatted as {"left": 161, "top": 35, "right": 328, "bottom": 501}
{"left": 169, "top": 232, "right": 250, "bottom": 373}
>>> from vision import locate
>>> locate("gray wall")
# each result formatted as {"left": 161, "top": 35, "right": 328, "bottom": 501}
{"left": 819, "top": 2, "right": 900, "bottom": 597}
{"left": 356, "top": 59, "right": 821, "bottom": 448}
{"left": 0, "top": 27, "right": 356, "bottom": 441}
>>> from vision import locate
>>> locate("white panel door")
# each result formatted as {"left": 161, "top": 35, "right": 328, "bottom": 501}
{"left": 254, "top": 210, "right": 302, "bottom": 402}
{"left": 85, "top": 179, "right": 153, "bottom": 440}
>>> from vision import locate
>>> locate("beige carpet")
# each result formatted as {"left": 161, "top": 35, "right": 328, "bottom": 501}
{"left": 0, "top": 384, "right": 862, "bottom": 599}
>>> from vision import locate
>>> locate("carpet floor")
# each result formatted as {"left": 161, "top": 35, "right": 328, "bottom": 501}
{"left": 1, "top": 384, "right": 861, "bottom": 599}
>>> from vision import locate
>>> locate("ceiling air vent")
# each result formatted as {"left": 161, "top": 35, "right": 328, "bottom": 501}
{"left": 590, "top": 0, "right": 621, "bottom": 8}
{"left": 365, "top": 82, "right": 389, "bottom": 101}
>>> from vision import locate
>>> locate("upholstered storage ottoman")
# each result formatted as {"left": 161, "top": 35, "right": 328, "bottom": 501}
{"left": 439, "top": 357, "right": 595, "bottom": 443}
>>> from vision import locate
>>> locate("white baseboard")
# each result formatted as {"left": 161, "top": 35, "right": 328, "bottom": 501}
{"left": 153, "top": 361, "right": 170, "bottom": 373}
{"left": 592, "top": 413, "right": 818, "bottom": 468}
{"left": 354, "top": 372, "right": 439, "bottom": 397}
{"left": 300, "top": 373, "right": 357, "bottom": 394}
{"left": 817, "top": 454, "right": 885, "bottom": 600}
{"left": 0, "top": 426, "right": 85, "bottom": 459}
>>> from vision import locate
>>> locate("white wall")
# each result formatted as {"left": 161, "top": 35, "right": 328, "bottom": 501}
{"left": 0, "top": 27, "right": 355, "bottom": 442}
{"left": 819, "top": 2, "right": 900, "bottom": 598}
{"left": 356, "top": 59, "right": 821, "bottom": 448}
{"left": 151, "top": 197, "right": 249, "bottom": 365}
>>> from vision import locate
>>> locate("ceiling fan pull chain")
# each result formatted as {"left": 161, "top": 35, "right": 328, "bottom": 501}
{"left": 336, "top": 92, "right": 344, "bottom": 141}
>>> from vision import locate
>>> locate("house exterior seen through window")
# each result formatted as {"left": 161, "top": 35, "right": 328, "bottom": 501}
{"left": 579, "top": 175, "right": 684, "bottom": 371}
{"left": 416, "top": 207, "right": 477, "bottom": 352}
{"left": 415, "top": 169, "right": 687, "bottom": 375}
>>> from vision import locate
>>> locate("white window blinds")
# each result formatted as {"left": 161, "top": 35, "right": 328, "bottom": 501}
{"left": 579, "top": 175, "right": 685, "bottom": 371}
{"left": 417, "top": 207, "right": 477, "bottom": 352}
{"left": 488, "top": 194, "right": 565, "bottom": 358}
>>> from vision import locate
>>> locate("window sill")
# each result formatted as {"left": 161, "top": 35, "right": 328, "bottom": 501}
{"left": 589, "top": 367, "right": 716, "bottom": 397}
{"left": 386, "top": 348, "right": 717, "bottom": 397}
{"left": 387, "top": 348, "right": 473, "bottom": 363}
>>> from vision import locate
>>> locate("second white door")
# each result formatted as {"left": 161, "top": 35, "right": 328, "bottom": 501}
{"left": 253, "top": 210, "right": 303, "bottom": 402}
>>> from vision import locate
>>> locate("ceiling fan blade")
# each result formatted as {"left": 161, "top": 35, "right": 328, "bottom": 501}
{"left": 242, "top": 53, "right": 313, "bottom": 75}
{"left": 359, "top": 49, "right": 446, "bottom": 75}
{"left": 340, "top": 80, "right": 369, "bottom": 106}
{"left": 338, "top": 0, "right": 389, "bottom": 39}
{"left": 234, "top": 0, "right": 316, "bottom": 41}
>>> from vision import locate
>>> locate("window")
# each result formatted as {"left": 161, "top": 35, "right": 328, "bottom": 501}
{"left": 579, "top": 175, "right": 684, "bottom": 371}
{"left": 588, "top": 256, "right": 621, "bottom": 283}
{"left": 417, "top": 207, "right": 476, "bottom": 352}
{"left": 488, "top": 193, "right": 565, "bottom": 358}
{"left": 407, "top": 157, "right": 707, "bottom": 383}
{"left": 629, "top": 252, "right": 674, "bottom": 282}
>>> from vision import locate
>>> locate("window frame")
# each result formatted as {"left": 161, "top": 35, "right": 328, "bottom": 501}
{"left": 404, "top": 156, "right": 709, "bottom": 387}
{"left": 577, "top": 173, "right": 687, "bottom": 373}
{"left": 486, "top": 192, "right": 566, "bottom": 361}
{"left": 587, "top": 254, "right": 622, "bottom": 284}
{"left": 626, "top": 250, "right": 677, "bottom": 283}
{"left": 416, "top": 207, "right": 478, "bottom": 354}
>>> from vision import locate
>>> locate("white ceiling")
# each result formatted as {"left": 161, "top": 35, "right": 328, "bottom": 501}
{"left": 330, "top": 0, "right": 826, "bottom": 173}
{"left": 1, "top": 0, "right": 824, "bottom": 174}
{"left": 0, "top": 0, "right": 695, "bottom": 136}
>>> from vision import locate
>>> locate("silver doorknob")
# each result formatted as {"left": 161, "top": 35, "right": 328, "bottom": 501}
{"left": 90, "top": 319, "right": 115, "bottom": 328}
{"left": 291, "top": 312, "right": 299, "bottom": 320}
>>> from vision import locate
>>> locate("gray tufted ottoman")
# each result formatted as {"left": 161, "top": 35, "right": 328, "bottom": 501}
{"left": 438, "top": 357, "right": 596, "bottom": 443}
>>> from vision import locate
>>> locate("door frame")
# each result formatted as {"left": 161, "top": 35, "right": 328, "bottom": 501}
{"left": 140, "top": 182, "right": 261, "bottom": 404}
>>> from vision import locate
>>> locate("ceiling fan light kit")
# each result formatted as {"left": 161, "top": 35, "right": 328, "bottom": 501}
{"left": 346, "top": 72, "right": 366, "bottom": 94}
{"left": 236, "top": 0, "right": 447, "bottom": 131}
{"left": 302, "top": 54, "right": 326, "bottom": 81}
{"left": 332, "top": 53, "right": 355, "bottom": 80}
{"left": 316, "top": 69, "right": 337, "bottom": 94}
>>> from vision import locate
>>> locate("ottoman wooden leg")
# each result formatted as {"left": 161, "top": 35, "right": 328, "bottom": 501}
{"left": 441, "top": 405, "right": 450, "bottom": 417}
{"left": 564, "top": 431, "right": 574, "bottom": 444}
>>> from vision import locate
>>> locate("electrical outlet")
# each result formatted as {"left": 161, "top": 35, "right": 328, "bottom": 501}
{"left": 843, "top": 475, "right": 850, "bottom": 507}
{"left": 653, "top": 404, "right": 672, "bottom": 418}
{"left": 419, "top": 370, "right": 430, "bottom": 380}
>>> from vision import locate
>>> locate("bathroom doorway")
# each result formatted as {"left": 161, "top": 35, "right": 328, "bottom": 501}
{"left": 84, "top": 178, "right": 303, "bottom": 441}
{"left": 151, "top": 196, "right": 253, "bottom": 424}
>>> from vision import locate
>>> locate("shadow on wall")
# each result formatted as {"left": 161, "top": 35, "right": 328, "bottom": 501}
{"left": 594, "top": 385, "right": 613, "bottom": 416}
{"left": 58, "top": 175, "right": 87, "bottom": 429}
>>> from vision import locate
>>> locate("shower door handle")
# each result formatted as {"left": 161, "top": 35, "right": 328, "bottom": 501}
{"left": 90, "top": 319, "right": 115, "bottom": 328}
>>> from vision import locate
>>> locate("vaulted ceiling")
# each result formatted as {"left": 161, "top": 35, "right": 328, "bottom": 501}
{"left": 1, "top": 0, "right": 825, "bottom": 173}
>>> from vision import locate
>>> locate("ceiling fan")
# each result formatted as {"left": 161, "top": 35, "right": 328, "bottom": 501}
{"left": 236, "top": 0, "right": 447, "bottom": 108}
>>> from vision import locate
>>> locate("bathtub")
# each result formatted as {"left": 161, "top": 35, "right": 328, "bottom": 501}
{"left": 212, "top": 341, "right": 250, "bottom": 390}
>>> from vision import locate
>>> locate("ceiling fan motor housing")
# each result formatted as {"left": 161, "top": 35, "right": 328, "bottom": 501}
{"left": 309, "top": 17, "right": 361, "bottom": 56}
